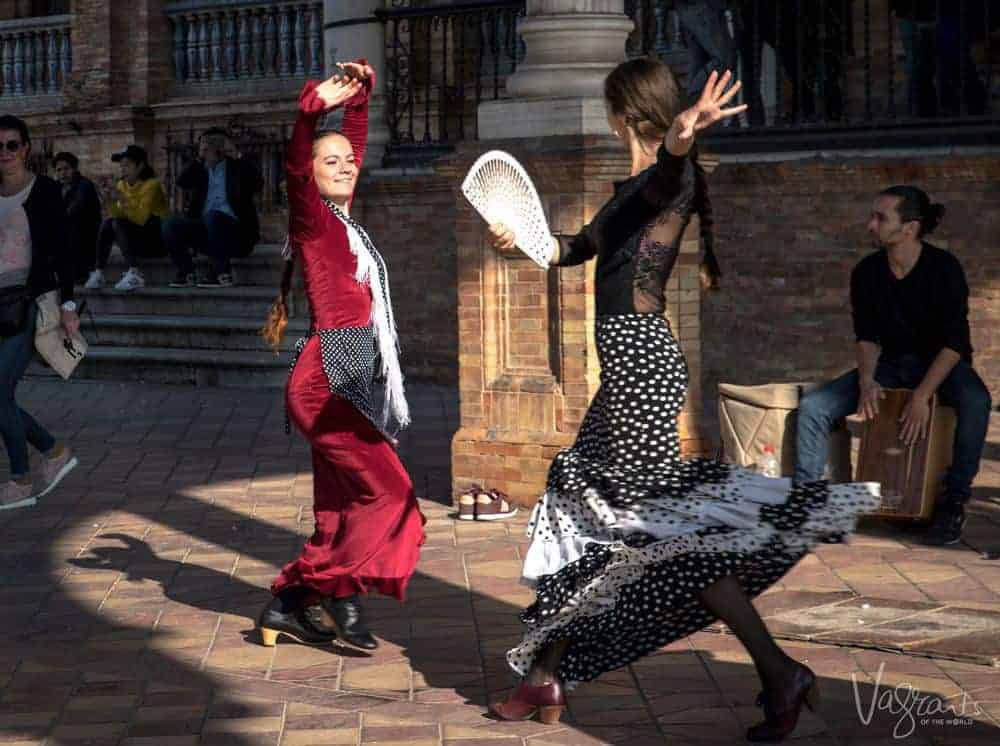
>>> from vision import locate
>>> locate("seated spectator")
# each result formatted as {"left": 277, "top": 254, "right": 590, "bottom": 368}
{"left": 163, "top": 127, "right": 262, "bottom": 288}
{"left": 85, "top": 145, "right": 169, "bottom": 291}
{"left": 52, "top": 152, "right": 102, "bottom": 286}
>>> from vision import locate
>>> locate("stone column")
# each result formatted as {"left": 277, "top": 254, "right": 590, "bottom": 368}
{"left": 323, "top": 0, "right": 389, "bottom": 165}
{"left": 478, "top": 0, "right": 634, "bottom": 138}
{"left": 448, "top": 1, "right": 710, "bottom": 508}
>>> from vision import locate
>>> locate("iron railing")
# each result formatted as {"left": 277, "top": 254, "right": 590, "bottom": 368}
{"left": 377, "top": 0, "right": 998, "bottom": 162}
{"left": 630, "top": 0, "right": 999, "bottom": 151}
{"left": 375, "top": 0, "right": 526, "bottom": 165}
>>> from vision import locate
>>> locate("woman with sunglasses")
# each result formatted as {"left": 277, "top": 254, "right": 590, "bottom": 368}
{"left": 0, "top": 115, "right": 79, "bottom": 510}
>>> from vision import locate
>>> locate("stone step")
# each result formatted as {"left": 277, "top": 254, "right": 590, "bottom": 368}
{"left": 94, "top": 242, "right": 292, "bottom": 287}
{"left": 80, "top": 314, "right": 309, "bottom": 353}
{"left": 31, "top": 345, "right": 292, "bottom": 388}
{"left": 77, "top": 285, "right": 303, "bottom": 319}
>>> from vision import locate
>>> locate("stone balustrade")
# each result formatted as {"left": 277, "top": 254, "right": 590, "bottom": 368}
{"left": 0, "top": 14, "right": 72, "bottom": 99}
{"left": 165, "top": 0, "right": 323, "bottom": 90}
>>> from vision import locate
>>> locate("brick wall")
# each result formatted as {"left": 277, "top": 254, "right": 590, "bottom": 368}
{"left": 0, "top": 1, "right": 43, "bottom": 20}
{"left": 701, "top": 153, "right": 1000, "bottom": 444}
{"left": 438, "top": 137, "right": 708, "bottom": 507}
{"left": 132, "top": 0, "right": 174, "bottom": 104}
{"left": 19, "top": 107, "right": 151, "bottom": 182}
{"left": 353, "top": 169, "right": 460, "bottom": 385}
{"left": 65, "top": 0, "right": 113, "bottom": 109}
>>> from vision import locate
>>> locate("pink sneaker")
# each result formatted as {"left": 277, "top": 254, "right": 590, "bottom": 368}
{"left": 34, "top": 445, "right": 79, "bottom": 500}
{"left": 0, "top": 480, "right": 35, "bottom": 511}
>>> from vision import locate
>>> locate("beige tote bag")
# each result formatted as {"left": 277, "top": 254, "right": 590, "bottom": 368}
{"left": 34, "top": 290, "right": 87, "bottom": 380}
{"left": 718, "top": 382, "right": 852, "bottom": 481}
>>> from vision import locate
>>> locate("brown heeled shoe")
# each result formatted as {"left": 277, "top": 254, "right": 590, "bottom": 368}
{"left": 747, "top": 665, "right": 820, "bottom": 742}
{"left": 489, "top": 680, "right": 566, "bottom": 724}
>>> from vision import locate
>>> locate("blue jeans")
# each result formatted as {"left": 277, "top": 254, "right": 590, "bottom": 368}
{"left": 163, "top": 211, "right": 242, "bottom": 278}
{"left": 0, "top": 306, "right": 56, "bottom": 478}
{"left": 795, "top": 355, "right": 992, "bottom": 506}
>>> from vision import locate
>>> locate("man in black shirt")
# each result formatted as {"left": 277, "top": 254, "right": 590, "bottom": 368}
{"left": 162, "top": 127, "right": 262, "bottom": 288}
{"left": 795, "top": 186, "right": 992, "bottom": 545}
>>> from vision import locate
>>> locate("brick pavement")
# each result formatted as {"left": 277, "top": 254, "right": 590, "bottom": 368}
{"left": 1, "top": 379, "right": 999, "bottom": 745}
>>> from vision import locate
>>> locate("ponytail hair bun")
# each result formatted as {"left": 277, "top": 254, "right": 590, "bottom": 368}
{"left": 924, "top": 203, "right": 946, "bottom": 235}
{"left": 879, "top": 185, "right": 945, "bottom": 237}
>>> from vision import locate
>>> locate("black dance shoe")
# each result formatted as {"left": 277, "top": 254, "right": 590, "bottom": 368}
{"left": 257, "top": 596, "right": 338, "bottom": 647}
{"left": 924, "top": 503, "right": 966, "bottom": 546}
{"left": 747, "top": 664, "right": 819, "bottom": 742}
{"left": 320, "top": 595, "right": 379, "bottom": 650}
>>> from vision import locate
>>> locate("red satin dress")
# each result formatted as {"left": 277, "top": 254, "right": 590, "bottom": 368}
{"left": 270, "top": 73, "right": 425, "bottom": 602}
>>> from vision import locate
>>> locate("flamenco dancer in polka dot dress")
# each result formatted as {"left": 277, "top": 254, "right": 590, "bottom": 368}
{"left": 484, "top": 59, "right": 880, "bottom": 742}
{"left": 256, "top": 61, "right": 424, "bottom": 651}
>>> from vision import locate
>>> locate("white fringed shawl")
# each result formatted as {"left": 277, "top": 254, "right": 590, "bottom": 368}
{"left": 325, "top": 200, "right": 410, "bottom": 429}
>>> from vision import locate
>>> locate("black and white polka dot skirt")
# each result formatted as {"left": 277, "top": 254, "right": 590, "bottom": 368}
{"left": 508, "top": 313, "right": 880, "bottom": 687}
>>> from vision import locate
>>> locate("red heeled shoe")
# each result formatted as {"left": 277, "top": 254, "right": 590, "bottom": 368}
{"left": 489, "top": 680, "right": 566, "bottom": 724}
{"left": 747, "top": 665, "right": 820, "bottom": 742}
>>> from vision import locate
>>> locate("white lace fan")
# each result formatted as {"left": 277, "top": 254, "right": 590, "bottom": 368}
{"left": 461, "top": 150, "right": 553, "bottom": 268}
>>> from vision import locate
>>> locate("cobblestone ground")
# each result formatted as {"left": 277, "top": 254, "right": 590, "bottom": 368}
{"left": 1, "top": 379, "right": 999, "bottom": 745}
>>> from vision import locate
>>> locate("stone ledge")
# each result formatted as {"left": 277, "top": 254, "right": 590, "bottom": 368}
{"left": 477, "top": 97, "right": 613, "bottom": 140}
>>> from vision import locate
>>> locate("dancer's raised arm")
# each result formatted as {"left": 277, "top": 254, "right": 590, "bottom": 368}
{"left": 638, "top": 70, "right": 745, "bottom": 213}
{"left": 337, "top": 62, "right": 374, "bottom": 175}
{"left": 286, "top": 61, "right": 372, "bottom": 240}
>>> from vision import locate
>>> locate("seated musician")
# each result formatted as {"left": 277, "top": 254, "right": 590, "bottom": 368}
{"left": 794, "top": 186, "right": 992, "bottom": 546}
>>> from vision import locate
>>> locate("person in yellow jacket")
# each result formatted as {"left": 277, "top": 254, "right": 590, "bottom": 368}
{"left": 83, "top": 145, "right": 169, "bottom": 291}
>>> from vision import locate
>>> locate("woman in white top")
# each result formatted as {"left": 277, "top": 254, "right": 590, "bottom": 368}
{"left": 0, "top": 114, "right": 79, "bottom": 510}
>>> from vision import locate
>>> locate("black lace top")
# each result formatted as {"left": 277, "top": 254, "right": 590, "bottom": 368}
{"left": 552, "top": 144, "right": 711, "bottom": 316}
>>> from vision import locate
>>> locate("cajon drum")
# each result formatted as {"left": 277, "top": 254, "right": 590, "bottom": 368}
{"left": 853, "top": 389, "right": 957, "bottom": 520}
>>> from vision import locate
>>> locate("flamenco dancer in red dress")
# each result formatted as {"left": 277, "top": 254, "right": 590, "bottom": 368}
{"left": 258, "top": 61, "right": 424, "bottom": 650}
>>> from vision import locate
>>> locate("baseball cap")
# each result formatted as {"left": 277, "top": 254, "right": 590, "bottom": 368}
{"left": 111, "top": 145, "right": 148, "bottom": 163}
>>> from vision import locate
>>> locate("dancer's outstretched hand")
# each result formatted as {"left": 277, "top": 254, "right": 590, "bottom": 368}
{"left": 666, "top": 70, "right": 746, "bottom": 156}
{"left": 314, "top": 62, "right": 371, "bottom": 110}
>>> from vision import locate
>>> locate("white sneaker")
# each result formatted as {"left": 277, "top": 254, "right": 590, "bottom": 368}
{"left": 114, "top": 268, "right": 146, "bottom": 291}
{"left": 83, "top": 269, "right": 105, "bottom": 290}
